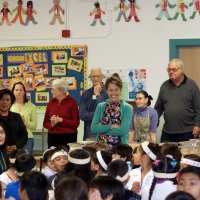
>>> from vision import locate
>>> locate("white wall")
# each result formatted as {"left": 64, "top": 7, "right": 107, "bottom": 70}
{"left": 1, "top": 0, "right": 199, "bottom": 144}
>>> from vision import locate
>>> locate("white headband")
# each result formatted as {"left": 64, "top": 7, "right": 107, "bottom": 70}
{"left": 51, "top": 149, "right": 68, "bottom": 161}
{"left": 181, "top": 158, "right": 200, "bottom": 168}
{"left": 97, "top": 151, "right": 107, "bottom": 171}
{"left": 116, "top": 169, "right": 131, "bottom": 182}
{"left": 68, "top": 155, "right": 90, "bottom": 165}
{"left": 141, "top": 141, "right": 156, "bottom": 161}
{"left": 153, "top": 172, "right": 177, "bottom": 179}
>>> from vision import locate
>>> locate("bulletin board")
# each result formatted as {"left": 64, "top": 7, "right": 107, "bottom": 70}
{"left": 0, "top": 45, "right": 87, "bottom": 110}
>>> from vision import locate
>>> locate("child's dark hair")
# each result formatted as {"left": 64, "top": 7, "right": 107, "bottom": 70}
{"left": 91, "top": 150, "right": 112, "bottom": 172}
{"left": 90, "top": 175, "right": 125, "bottom": 200}
{"left": 105, "top": 73, "right": 122, "bottom": 91}
{"left": 139, "top": 141, "right": 160, "bottom": 162}
{"left": 113, "top": 144, "right": 133, "bottom": 161}
{"left": 149, "top": 154, "right": 179, "bottom": 200}
{"left": 82, "top": 145, "right": 97, "bottom": 158}
{"left": 64, "top": 149, "right": 92, "bottom": 185}
{"left": 55, "top": 176, "right": 88, "bottom": 200}
{"left": 165, "top": 191, "right": 195, "bottom": 200}
{"left": 136, "top": 90, "right": 153, "bottom": 106}
{"left": 179, "top": 166, "right": 200, "bottom": 179}
{"left": 6, "top": 149, "right": 27, "bottom": 168}
{"left": 19, "top": 171, "right": 48, "bottom": 200}
{"left": 107, "top": 160, "right": 129, "bottom": 182}
{"left": 161, "top": 142, "right": 182, "bottom": 163}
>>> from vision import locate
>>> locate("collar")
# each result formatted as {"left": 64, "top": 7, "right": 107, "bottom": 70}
{"left": 170, "top": 75, "right": 187, "bottom": 87}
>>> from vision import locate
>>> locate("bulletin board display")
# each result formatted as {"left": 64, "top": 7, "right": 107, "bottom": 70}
{"left": 0, "top": 45, "right": 87, "bottom": 110}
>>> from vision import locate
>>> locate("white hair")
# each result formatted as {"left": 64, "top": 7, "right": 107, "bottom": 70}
{"left": 52, "top": 79, "right": 69, "bottom": 93}
{"left": 170, "top": 59, "right": 184, "bottom": 70}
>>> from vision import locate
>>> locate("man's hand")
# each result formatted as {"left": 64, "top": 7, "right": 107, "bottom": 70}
{"left": 193, "top": 126, "right": 200, "bottom": 138}
{"left": 94, "top": 83, "right": 102, "bottom": 96}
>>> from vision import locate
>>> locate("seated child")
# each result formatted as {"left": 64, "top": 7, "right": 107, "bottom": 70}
{"left": 48, "top": 146, "right": 68, "bottom": 174}
{"left": 41, "top": 146, "right": 55, "bottom": 177}
{"left": 5, "top": 153, "right": 36, "bottom": 200}
{"left": 18, "top": 171, "right": 48, "bottom": 200}
{"left": 148, "top": 154, "right": 180, "bottom": 200}
{"left": 91, "top": 150, "right": 112, "bottom": 176}
{"left": 107, "top": 159, "right": 141, "bottom": 200}
{"left": 177, "top": 166, "right": 200, "bottom": 200}
{"left": 54, "top": 177, "right": 88, "bottom": 200}
{"left": 0, "top": 149, "right": 26, "bottom": 191}
{"left": 126, "top": 141, "right": 160, "bottom": 199}
{"left": 89, "top": 175, "right": 125, "bottom": 200}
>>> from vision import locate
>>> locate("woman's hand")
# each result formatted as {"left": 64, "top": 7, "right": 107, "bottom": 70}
{"left": 111, "top": 124, "right": 120, "bottom": 129}
{"left": 128, "top": 130, "right": 135, "bottom": 142}
{"left": 50, "top": 115, "right": 63, "bottom": 127}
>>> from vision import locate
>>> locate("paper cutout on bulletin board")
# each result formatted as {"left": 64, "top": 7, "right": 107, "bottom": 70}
{"left": 0, "top": 45, "right": 87, "bottom": 110}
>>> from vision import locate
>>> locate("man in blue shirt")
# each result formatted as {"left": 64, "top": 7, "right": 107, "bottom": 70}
{"left": 79, "top": 68, "right": 107, "bottom": 140}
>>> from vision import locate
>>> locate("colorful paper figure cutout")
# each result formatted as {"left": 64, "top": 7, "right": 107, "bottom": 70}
{"left": 24, "top": 1, "right": 37, "bottom": 25}
{"left": 115, "top": 0, "right": 128, "bottom": 22}
{"left": 126, "top": 0, "right": 140, "bottom": 22}
{"left": 49, "top": 0, "right": 65, "bottom": 25}
{"left": 89, "top": 1, "right": 105, "bottom": 26}
{"left": 155, "top": 0, "right": 175, "bottom": 20}
{"left": 173, "top": 0, "right": 188, "bottom": 21}
{"left": 11, "top": 0, "right": 25, "bottom": 25}
{"left": 189, "top": 0, "right": 200, "bottom": 19}
{"left": 0, "top": 1, "right": 11, "bottom": 26}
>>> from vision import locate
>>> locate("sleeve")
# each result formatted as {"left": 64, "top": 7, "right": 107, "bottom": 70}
{"left": 192, "top": 82, "right": 200, "bottom": 127}
{"left": 61, "top": 100, "right": 80, "bottom": 129}
{"left": 79, "top": 92, "right": 95, "bottom": 121}
{"left": 154, "top": 86, "right": 164, "bottom": 119}
{"left": 24, "top": 104, "right": 37, "bottom": 130}
{"left": 129, "top": 109, "right": 135, "bottom": 131}
{"left": 16, "top": 115, "right": 28, "bottom": 148}
{"left": 91, "top": 103, "right": 112, "bottom": 134}
{"left": 43, "top": 104, "right": 52, "bottom": 130}
{"left": 149, "top": 109, "right": 159, "bottom": 132}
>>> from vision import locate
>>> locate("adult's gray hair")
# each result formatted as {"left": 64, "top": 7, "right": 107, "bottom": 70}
{"left": 170, "top": 59, "right": 184, "bottom": 70}
{"left": 52, "top": 79, "right": 69, "bottom": 93}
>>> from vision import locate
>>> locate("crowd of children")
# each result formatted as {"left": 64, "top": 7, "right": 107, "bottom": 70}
{"left": 0, "top": 140, "right": 200, "bottom": 200}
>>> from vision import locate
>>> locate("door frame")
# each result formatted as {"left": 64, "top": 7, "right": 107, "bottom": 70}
{"left": 169, "top": 39, "right": 200, "bottom": 59}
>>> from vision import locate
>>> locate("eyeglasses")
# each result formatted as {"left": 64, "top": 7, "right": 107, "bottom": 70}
{"left": 90, "top": 75, "right": 102, "bottom": 79}
{"left": 166, "top": 67, "right": 181, "bottom": 73}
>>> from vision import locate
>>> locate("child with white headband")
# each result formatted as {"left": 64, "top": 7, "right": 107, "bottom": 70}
{"left": 59, "top": 149, "right": 93, "bottom": 186}
{"left": 180, "top": 154, "right": 200, "bottom": 169}
{"left": 107, "top": 159, "right": 141, "bottom": 200}
{"left": 126, "top": 141, "right": 160, "bottom": 200}
{"left": 91, "top": 150, "right": 112, "bottom": 176}
{"left": 49, "top": 146, "right": 68, "bottom": 174}
{"left": 149, "top": 154, "right": 180, "bottom": 200}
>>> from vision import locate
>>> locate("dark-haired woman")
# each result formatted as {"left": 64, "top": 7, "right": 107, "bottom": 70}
{"left": 91, "top": 73, "right": 133, "bottom": 152}
{"left": 0, "top": 89, "right": 28, "bottom": 153}
{"left": 11, "top": 82, "right": 37, "bottom": 154}
{"left": 129, "top": 91, "right": 158, "bottom": 143}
